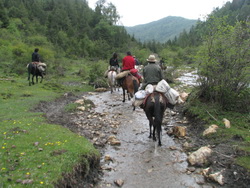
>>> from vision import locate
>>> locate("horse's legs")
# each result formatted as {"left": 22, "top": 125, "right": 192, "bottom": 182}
{"left": 146, "top": 114, "right": 154, "bottom": 139}
{"left": 122, "top": 88, "right": 126, "bottom": 102}
{"left": 40, "top": 75, "right": 43, "bottom": 83}
{"left": 32, "top": 75, "right": 35, "bottom": 85}
{"left": 127, "top": 91, "right": 131, "bottom": 101}
{"left": 28, "top": 73, "right": 31, "bottom": 86}
{"left": 156, "top": 123, "right": 162, "bottom": 146}
{"left": 152, "top": 124, "right": 157, "bottom": 142}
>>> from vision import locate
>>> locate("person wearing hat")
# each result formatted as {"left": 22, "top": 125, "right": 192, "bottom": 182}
{"left": 141, "top": 54, "right": 163, "bottom": 90}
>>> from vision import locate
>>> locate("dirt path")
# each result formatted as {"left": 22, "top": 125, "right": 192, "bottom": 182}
{"left": 85, "top": 90, "right": 208, "bottom": 188}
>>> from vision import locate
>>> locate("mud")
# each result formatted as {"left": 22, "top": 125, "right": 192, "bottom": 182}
{"left": 34, "top": 72, "right": 250, "bottom": 188}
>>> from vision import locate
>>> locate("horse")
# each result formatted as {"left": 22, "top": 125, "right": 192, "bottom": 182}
{"left": 121, "top": 73, "right": 139, "bottom": 101}
{"left": 143, "top": 91, "right": 167, "bottom": 146}
{"left": 27, "top": 63, "right": 46, "bottom": 86}
{"left": 107, "top": 69, "right": 118, "bottom": 93}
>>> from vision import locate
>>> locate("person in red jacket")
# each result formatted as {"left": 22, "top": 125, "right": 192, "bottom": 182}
{"left": 122, "top": 51, "right": 135, "bottom": 71}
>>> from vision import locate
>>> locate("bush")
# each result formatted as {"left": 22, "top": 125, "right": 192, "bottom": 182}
{"left": 195, "top": 17, "right": 250, "bottom": 112}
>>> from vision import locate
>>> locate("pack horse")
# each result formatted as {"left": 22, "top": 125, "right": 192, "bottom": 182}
{"left": 27, "top": 62, "right": 47, "bottom": 86}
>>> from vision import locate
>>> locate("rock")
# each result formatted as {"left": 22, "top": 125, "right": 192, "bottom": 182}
{"left": 172, "top": 126, "right": 186, "bottom": 137}
{"left": 223, "top": 118, "right": 231, "bottom": 128}
{"left": 203, "top": 124, "right": 218, "bottom": 136}
{"left": 201, "top": 167, "right": 211, "bottom": 177}
{"left": 95, "top": 88, "right": 107, "bottom": 92}
{"left": 104, "top": 155, "right": 113, "bottom": 162}
{"left": 187, "top": 167, "right": 196, "bottom": 172}
{"left": 21, "top": 179, "right": 33, "bottom": 184}
{"left": 188, "top": 146, "right": 212, "bottom": 166}
{"left": 77, "top": 106, "right": 86, "bottom": 111}
{"left": 177, "top": 96, "right": 184, "bottom": 104}
{"left": 180, "top": 92, "right": 189, "bottom": 101}
{"left": 114, "top": 179, "right": 124, "bottom": 187}
{"left": 182, "top": 142, "right": 190, "bottom": 149}
{"left": 107, "top": 135, "right": 121, "bottom": 146}
{"left": 208, "top": 171, "right": 224, "bottom": 185}
{"left": 74, "top": 99, "right": 85, "bottom": 105}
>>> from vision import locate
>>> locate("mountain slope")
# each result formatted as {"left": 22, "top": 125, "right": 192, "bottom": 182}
{"left": 125, "top": 16, "right": 197, "bottom": 43}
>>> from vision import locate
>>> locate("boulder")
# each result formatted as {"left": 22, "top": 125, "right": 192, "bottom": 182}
{"left": 188, "top": 146, "right": 212, "bottom": 166}
{"left": 223, "top": 118, "right": 231, "bottom": 128}
{"left": 203, "top": 124, "right": 218, "bottom": 136}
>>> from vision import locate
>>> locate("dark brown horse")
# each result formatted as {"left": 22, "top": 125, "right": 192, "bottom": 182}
{"left": 121, "top": 74, "right": 139, "bottom": 109}
{"left": 143, "top": 91, "right": 168, "bottom": 146}
{"left": 27, "top": 63, "right": 46, "bottom": 86}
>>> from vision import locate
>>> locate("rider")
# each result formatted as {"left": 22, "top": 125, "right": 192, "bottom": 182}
{"left": 109, "top": 52, "right": 120, "bottom": 73}
{"left": 141, "top": 54, "right": 163, "bottom": 90}
{"left": 31, "top": 48, "right": 40, "bottom": 71}
{"left": 32, "top": 48, "right": 40, "bottom": 64}
{"left": 122, "top": 51, "right": 135, "bottom": 71}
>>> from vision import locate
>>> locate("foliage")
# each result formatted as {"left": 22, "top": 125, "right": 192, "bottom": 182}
{"left": 0, "top": 78, "right": 98, "bottom": 187}
{"left": 195, "top": 17, "right": 250, "bottom": 112}
{"left": 0, "top": 0, "right": 139, "bottom": 73}
{"left": 89, "top": 59, "right": 108, "bottom": 88}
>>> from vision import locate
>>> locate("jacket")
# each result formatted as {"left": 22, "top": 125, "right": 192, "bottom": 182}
{"left": 143, "top": 62, "right": 163, "bottom": 85}
{"left": 122, "top": 55, "right": 135, "bottom": 71}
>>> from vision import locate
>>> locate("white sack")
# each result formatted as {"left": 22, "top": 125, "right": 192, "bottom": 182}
{"left": 164, "top": 88, "right": 180, "bottom": 105}
{"left": 145, "top": 84, "right": 154, "bottom": 94}
{"left": 155, "top": 79, "right": 171, "bottom": 93}
{"left": 135, "top": 90, "right": 147, "bottom": 99}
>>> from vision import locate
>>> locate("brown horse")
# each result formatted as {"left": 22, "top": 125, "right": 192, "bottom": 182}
{"left": 143, "top": 91, "right": 168, "bottom": 146}
{"left": 121, "top": 74, "right": 139, "bottom": 109}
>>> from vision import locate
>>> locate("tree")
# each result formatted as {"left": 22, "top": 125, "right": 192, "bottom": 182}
{"left": 196, "top": 16, "right": 250, "bottom": 112}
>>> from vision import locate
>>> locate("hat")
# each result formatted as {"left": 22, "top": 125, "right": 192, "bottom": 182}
{"left": 147, "top": 55, "right": 157, "bottom": 62}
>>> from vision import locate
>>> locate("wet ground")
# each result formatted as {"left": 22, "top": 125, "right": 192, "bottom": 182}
{"left": 85, "top": 91, "right": 208, "bottom": 188}
{"left": 35, "top": 71, "right": 250, "bottom": 188}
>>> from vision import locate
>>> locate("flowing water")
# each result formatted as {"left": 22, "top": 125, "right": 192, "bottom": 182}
{"left": 84, "top": 70, "right": 215, "bottom": 188}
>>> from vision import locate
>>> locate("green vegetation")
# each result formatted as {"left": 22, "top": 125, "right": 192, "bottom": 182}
{"left": 0, "top": 77, "right": 99, "bottom": 187}
{"left": 185, "top": 88, "right": 250, "bottom": 170}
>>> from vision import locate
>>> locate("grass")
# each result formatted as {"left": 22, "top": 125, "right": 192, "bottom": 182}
{"left": 0, "top": 76, "right": 99, "bottom": 187}
{"left": 184, "top": 93, "right": 250, "bottom": 171}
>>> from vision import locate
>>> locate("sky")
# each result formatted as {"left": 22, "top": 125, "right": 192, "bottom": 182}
{"left": 87, "top": 0, "right": 233, "bottom": 26}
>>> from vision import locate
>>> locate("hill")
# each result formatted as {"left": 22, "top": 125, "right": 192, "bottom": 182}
{"left": 125, "top": 16, "right": 197, "bottom": 43}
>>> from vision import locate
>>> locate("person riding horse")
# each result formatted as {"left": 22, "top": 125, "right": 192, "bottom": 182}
{"left": 117, "top": 51, "right": 142, "bottom": 85}
{"left": 109, "top": 52, "right": 120, "bottom": 73}
{"left": 141, "top": 54, "right": 163, "bottom": 90}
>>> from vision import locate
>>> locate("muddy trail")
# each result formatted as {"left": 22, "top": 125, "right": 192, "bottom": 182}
{"left": 35, "top": 72, "right": 249, "bottom": 188}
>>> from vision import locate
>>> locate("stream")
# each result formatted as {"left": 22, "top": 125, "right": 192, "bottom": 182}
{"left": 84, "top": 71, "right": 213, "bottom": 188}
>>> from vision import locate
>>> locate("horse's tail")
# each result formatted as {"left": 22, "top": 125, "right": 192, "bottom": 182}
{"left": 133, "top": 78, "right": 139, "bottom": 93}
{"left": 154, "top": 93, "right": 163, "bottom": 137}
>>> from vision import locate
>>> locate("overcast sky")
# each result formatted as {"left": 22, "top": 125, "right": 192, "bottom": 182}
{"left": 87, "top": 0, "right": 232, "bottom": 26}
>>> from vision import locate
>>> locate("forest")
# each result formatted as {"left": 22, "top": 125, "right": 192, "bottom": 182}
{"left": 0, "top": 0, "right": 249, "bottom": 110}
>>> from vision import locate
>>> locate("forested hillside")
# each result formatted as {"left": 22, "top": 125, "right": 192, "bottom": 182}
{"left": 0, "top": 0, "right": 142, "bottom": 75}
{"left": 125, "top": 16, "right": 197, "bottom": 43}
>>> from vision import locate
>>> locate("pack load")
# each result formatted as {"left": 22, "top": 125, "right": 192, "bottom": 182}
{"left": 115, "top": 70, "right": 130, "bottom": 79}
{"left": 155, "top": 79, "right": 180, "bottom": 105}
{"left": 133, "top": 79, "right": 181, "bottom": 108}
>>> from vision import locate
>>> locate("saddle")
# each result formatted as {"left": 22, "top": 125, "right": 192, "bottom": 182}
{"left": 140, "top": 91, "right": 175, "bottom": 109}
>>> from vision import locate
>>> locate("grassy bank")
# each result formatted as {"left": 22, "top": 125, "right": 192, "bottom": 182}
{"left": 0, "top": 76, "right": 100, "bottom": 187}
{"left": 184, "top": 91, "right": 250, "bottom": 171}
